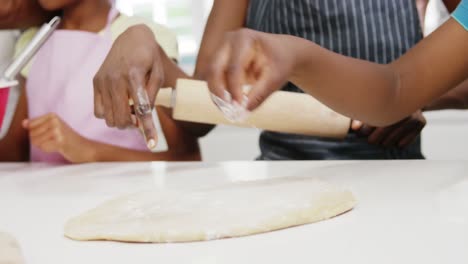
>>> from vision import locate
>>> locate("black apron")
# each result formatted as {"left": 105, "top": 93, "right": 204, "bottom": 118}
{"left": 246, "top": 0, "right": 425, "bottom": 160}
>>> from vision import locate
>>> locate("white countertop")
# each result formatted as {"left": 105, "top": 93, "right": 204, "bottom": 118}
{"left": 0, "top": 161, "right": 467, "bottom": 264}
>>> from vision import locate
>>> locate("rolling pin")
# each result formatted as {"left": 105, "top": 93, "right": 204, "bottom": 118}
{"left": 155, "top": 79, "right": 350, "bottom": 138}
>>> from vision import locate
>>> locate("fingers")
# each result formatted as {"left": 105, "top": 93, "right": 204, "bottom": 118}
{"left": 101, "top": 79, "right": 115, "bottom": 127}
{"left": 28, "top": 119, "right": 52, "bottom": 139}
{"left": 25, "top": 114, "right": 62, "bottom": 152}
{"left": 398, "top": 131, "right": 421, "bottom": 148}
{"left": 110, "top": 77, "right": 132, "bottom": 129}
{"left": 207, "top": 42, "right": 231, "bottom": 101}
{"left": 246, "top": 60, "right": 287, "bottom": 111}
{"left": 356, "top": 124, "right": 376, "bottom": 137}
{"left": 368, "top": 127, "right": 394, "bottom": 146}
{"left": 31, "top": 132, "right": 61, "bottom": 153}
{"left": 36, "top": 140, "right": 60, "bottom": 153}
{"left": 94, "top": 65, "right": 129, "bottom": 128}
{"left": 92, "top": 26, "right": 161, "bottom": 130}
{"left": 31, "top": 129, "right": 57, "bottom": 148}
{"left": 25, "top": 113, "right": 54, "bottom": 129}
{"left": 225, "top": 34, "right": 257, "bottom": 104}
{"left": 207, "top": 30, "right": 262, "bottom": 106}
{"left": 380, "top": 121, "right": 414, "bottom": 147}
{"left": 129, "top": 69, "right": 158, "bottom": 149}
{"left": 396, "top": 118, "right": 426, "bottom": 148}
{"left": 93, "top": 75, "right": 105, "bottom": 119}
{"left": 367, "top": 112, "right": 426, "bottom": 148}
{"left": 206, "top": 29, "right": 293, "bottom": 115}
{"left": 139, "top": 111, "right": 158, "bottom": 150}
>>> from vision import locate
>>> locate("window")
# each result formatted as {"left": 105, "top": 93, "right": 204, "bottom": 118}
{"left": 116, "top": 0, "right": 214, "bottom": 73}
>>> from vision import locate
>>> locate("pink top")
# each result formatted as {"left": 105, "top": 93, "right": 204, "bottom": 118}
{"left": 26, "top": 8, "right": 148, "bottom": 163}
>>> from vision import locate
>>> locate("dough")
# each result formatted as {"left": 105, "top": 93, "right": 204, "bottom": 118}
{"left": 65, "top": 177, "right": 356, "bottom": 243}
{"left": 0, "top": 232, "right": 24, "bottom": 264}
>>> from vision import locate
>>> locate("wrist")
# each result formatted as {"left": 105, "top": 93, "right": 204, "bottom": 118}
{"left": 288, "top": 36, "right": 319, "bottom": 83}
{"left": 81, "top": 138, "right": 99, "bottom": 162}
{"left": 160, "top": 46, "right": 189, "bottom": 87}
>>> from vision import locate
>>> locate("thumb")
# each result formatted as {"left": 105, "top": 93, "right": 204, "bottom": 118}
{"left": 128, "top": 68, "right": 159, "bottom": 150}
{"left": 246, "top": 71, "right": 284, "bottom": 111}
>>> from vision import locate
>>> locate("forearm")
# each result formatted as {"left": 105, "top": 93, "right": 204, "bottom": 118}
{"left": 289, "top": 35, "right": 399, "bottom": 126}
{"left": 287, "top": 19, "right": 468, "bottom": 126}
{"left": 0, "top": 0, "right": 51, "bottom": 29}
{"left": 194, "top": 0, "right": 249, "bottom": 79}
{"left": 424, "top": 78, "right": 468, "bottom": 111}
{"left": 187, "top": 0, "right": 248, "bottom": 135}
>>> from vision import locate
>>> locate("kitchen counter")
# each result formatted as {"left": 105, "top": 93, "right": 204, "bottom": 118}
{"left": 0, "top": 161, "right": 467, "bottom": 264}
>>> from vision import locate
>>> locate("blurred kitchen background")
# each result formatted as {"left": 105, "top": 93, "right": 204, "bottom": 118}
{"left": 118, "top": 0, "right": 467, "bottom": 161}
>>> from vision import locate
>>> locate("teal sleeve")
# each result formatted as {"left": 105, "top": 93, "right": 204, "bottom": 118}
{"left": 452, "top": 0, "right": 468, "bottom": 30}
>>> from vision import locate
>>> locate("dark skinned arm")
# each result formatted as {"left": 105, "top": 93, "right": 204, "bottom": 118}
{"left": 195, "top": 0, "right": 250, "bottom": 79}
{"left": 425, "top": 79, "right": 468, "bottom": 110}
{"left": 94, "top": 1, "right": 250, "bottom": 139}
{"left": 0, "top": 79, "right": 29, "bottom": 161}
{"left": 207, "top": 19, "right": 468, "bottom": 127}
{"left": 177, "top": 0, "right": 251, "bottom": 136}
{"left": 423, "top": 0, "right": 468, "bottom": 111}
{"left": 291, "top": 19, "right": 468, "bottom": 125}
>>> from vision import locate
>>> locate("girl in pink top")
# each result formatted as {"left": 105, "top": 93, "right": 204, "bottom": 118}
{"left": 0, "top": 0, "right": 200, "bottom": 163}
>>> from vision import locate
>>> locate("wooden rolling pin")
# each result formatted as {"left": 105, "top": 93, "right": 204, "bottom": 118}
{"left": 155, "top": 79, "right": 350, "bottom": 138}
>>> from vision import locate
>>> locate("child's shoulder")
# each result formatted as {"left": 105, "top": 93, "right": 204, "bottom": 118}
{"left": 112, "top": 15, "right": 179, "bottom": 60}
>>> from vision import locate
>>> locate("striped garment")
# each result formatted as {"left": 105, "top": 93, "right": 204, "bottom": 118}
{"left": 246, "top": 0, "right": 425, "bottom": 160}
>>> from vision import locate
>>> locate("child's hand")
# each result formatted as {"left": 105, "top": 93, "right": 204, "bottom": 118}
{"left": 22, "top": 113, "right": 95, "bottom": 163}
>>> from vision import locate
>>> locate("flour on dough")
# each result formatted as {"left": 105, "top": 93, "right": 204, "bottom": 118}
{"left": 65, "top": 177, "right": 356, "bottom": 243}
{"left": 0, "top": 232, "right": 24, "bottom": 264}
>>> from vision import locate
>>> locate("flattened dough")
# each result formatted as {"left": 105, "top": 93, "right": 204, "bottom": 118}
{"left": 65, "top": 177, "right": 356, "bottom": 243}
{"left": 0, "top": 232, "right": 24, "bottom": 264}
